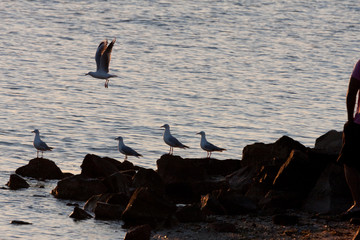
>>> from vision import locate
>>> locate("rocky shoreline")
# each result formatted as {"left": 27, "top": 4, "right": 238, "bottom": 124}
{"left": 5, "top": 130, "right": 360, "bottom": 239}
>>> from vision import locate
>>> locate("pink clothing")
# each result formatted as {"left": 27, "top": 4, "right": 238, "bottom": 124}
{"left": 352, "top": 60, "right": 360, "bottom": 124}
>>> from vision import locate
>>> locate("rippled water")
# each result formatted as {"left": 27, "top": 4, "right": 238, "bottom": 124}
{"left": 0, "top": 0, "right": 359, "bottom": 239}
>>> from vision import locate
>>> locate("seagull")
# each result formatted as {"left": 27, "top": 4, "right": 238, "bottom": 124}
{"left": 161, "top": 124, "right": 189, "bottom": 155}
{"left": 197, "top": 131, "right": 226, "bottom": 158}
{"left": 86, "top": 38, "right": 117, "bottom": 88}
{"left": 32, "top": 129, "right": 53, "bottom": 158}
{"left": 115, "top": 136, "right": 142, "bottom": 160}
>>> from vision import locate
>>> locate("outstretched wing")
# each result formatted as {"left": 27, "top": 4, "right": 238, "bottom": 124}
{"left": 95, "top": 40, "right": 108, "bottom": 71}
{"left": 100, "top": 38, "right": 116, "bottom": 73}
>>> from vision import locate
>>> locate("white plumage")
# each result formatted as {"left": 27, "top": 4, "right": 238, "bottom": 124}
{"left": 161, "top": 124, "right": 189, "bottom": 155}
{"left": 86, "top": 38, "right": 117, "bottom": 88}
{"left": 32, "top": 129, "right": 53, "bottom": 158}
{"left": 197, "top": 131, "right": 226, "bottom": 158}
{"left": 115, "top": 136, "right": 142, "bottom": 160}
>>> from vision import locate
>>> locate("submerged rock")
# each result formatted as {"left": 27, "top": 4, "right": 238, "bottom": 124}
{"left": 69, "top": 206, "right": 92, "bottom": 220}
{"left": 6, "top": 174, "right": 29, "bottom": 190}
{"left": 15, "top": 158, "right": 64, "bottom": 180}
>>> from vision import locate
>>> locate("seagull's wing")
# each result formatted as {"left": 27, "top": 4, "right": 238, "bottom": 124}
{"left": 123, "top": 145, "right": 142, "bottom": 157}
{"left": 168, "top": 135, "right": 188, "bottom": 148}
{"left": 204, "top": 141, "right": 225, "bottom": 152}
{"left": 100, "top": 38, "right": 116, "bottom": 73}
{"left": 39, "top": 140, "right": 52, "bottom": 151}
{"left": 95, "top": 40, "right": 108, "bottom": 71}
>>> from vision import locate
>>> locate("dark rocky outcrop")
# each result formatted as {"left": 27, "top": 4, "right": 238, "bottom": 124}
{"left": 15, "top": 158, "right": 64, "bottom": 180}
{"left": 80, "top": 154, "right": 122, "bottom": 178}
{"left": 124, "top": 224, "right": 152, "bottom": 240}
{"left": 132, "top": 168, "right": 165, "bottom": 195}
{"left": 94, "top": 202, "right": 124, "bottom": 220}
{"left": 122, "top": 187, "right": 176, "bottom": 227}
{"left": 51, "top": 174, "right": 107, "bottom": 201}
{"left": 102, "top": 171, "right": 130, "bottom": 195}
{"left": 6, "top": 174, "right": 29, "bottom": 190}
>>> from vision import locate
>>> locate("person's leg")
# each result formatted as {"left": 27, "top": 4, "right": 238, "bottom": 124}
{"left": 344, "top": 164, "right": 360, "bottom": 212}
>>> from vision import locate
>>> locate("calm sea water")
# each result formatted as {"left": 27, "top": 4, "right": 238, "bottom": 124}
{"left": 0, "top": 0, "right": 359, "bottom": 239}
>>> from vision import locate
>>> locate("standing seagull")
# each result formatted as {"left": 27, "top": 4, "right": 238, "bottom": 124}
{"left": 86, "top": 38, "right": 117, "bottom": 88}
{"left": 32, "top": 129, "right": 53, "bottom": 158}
{"left": 197, "top": 131, "right": 226, "bottom": 158}
{"left": 115, "top": 136, "right": 142, "bottom": 160}
{"left": 161, "top": 124, "right": 189, "bottom": 155}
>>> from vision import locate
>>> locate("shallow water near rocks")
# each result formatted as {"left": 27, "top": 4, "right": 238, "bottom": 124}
{"left": 0, "top": 0, "right": 358, "bottom": 238}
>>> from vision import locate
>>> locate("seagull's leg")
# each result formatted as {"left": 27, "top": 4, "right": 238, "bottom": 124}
{"left": 105, "top": 79, "right": 109, "bottom": 88}
{"left": 124, "top": 155, "right": 128, "bottom": 161}
{"left": 209, "top": 152, "right": 212, "bottom": 158}
{"left": 36, "top": 150, "right": 39, "bottom": 158}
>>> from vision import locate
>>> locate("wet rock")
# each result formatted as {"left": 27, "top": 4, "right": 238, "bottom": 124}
{"left": 102, "top": 171, "right": 130, "bottom": 194}
{"left": 94, "top": 202, "right": 124, "bottom": 220}
{"left": 259, "top": 190, "right": 303, "bottom": 211}
{"left": 209, "top": 221, "right": 237, "bottom": 233}
{"left": 10, "top": 220, "right": 32, "bottom": 225}
{"left": 51, "top": 174, "right": 107, "bottom": 201}
{"left": 15, "top": 158, "right": 64, "bottom": 180}
{"left": 80, "top": 154, "right": 121, "bottom": 178}
{"left": 132, "top": 168, "right": 165, "bottom": 195}
{"left": 84, "top": 193, "right": 130, "bottom": 213}
{"left": 272, "top": 214, "right": 299, "bottom": 226}
{"left": 124, "top": 224, "right": 152, "bottom": 240}
{"left": 69, "top": 206, "right": 92, "bottom": 220}
{"left": 6, "top": 174, "right": 29, "bottom": 190}
{"left": 122, "top": 187, "right": 176, "bottom": 227}
{"left": 175, "top": 204, "right": 205, "bottom": 222}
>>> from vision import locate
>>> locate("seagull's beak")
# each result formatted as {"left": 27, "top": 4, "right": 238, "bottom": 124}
{"left": 160, "top": 125, "right": 165, "bottom": 128}
{"left": 31, "top": 130, "right": 35, "bottom": 133}
{"left": 196, "top": 132, "right": 201, "bottom": 135}
{"left": 85, "top": 73, "right": 89, "bottom": 76}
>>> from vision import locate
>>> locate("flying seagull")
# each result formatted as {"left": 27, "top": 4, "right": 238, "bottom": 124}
{"left": 197, "top": 131, "right": 226, "bottom": 158}
{"left": 86, "top": 38, "right": 117, "bottom": 88}
{"left": 115, "top": 136, "right": 142, "bottom": 160}
{"left": 161, "top": 124, "right": 189, "bottom": 155}
{"left": 32, "top": 129, "right": 53, "bottom": 158}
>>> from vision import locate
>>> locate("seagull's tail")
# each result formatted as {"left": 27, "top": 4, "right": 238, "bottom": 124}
{"left": 182, "top": 145, "right": 190, "bottom": 149}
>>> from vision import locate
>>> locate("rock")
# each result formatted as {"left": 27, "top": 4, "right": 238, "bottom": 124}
{"left": 216, "top": 189, "right": 257, "bottom": 215}
{"left": 94, "top": 202, "right": 124, "bottom": 220}
{"left": 259, "top": 190, "right": 303, "bottom": 210}
{"left": 6, "top": 174, "right": 29, "bottom": 190}
{"left": 132, "top": 168, "right": 165, "bottom": 195}
{"left": 273, "top": 150, "right": 324, "bottom": 194}
{"left": 226, "top": 166, "right": 256, "bottom": 193}
{"left": 10, "top": 220, "right": 32, "bottom": 225}
{"left": 314, "top": 130, "right": 342, "bottom": 155}
{"left": 124, "top": 224, "right": 152, "bottom": 240}
{"left": 80, "top": 154, "right": 121, "bottom": 178}
{"left": 51, "top": 174, "right": 107, "bottom": 201}
{"left": 102, "top": 172, "right": 130, "bottom": 194}
{"left": 209, "top": 222, "right": 237, "bottom": 233}
{"left": 303, "top": 163, "right": 352, "bottom": 214}
{"left": 272, "top": 214, "right": 299, "bottom": 226}
{"left": 164, "top": 182, "right": 197, "bottom": 204}
{"left": 15, "top": 158, "right": 64, "bottom": 180}
{"left": 69, "top": 206, "right": 92, "bottom": 220}
{"left": 200, "top": 193, "right": 226, "bottom": 215}
{"left": 157, "top": 155, "right": 241, "bottom": 184}
{"left": 353, "top": 227, "right": 360, "bottom": 240}
{"left": 241, "top": 136, "right": 306, "bottom": 169}
{"left": 245, "top": 165, "right": 280, "bottom": 203}
{"left": 122, "top": 187, "right": 176, "bottom": 227}
{"left": 84, "top": 194, "right": 113, "bottom": 212}
{"left": 175, "top": 204, "right": 205, "bottom": 222}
